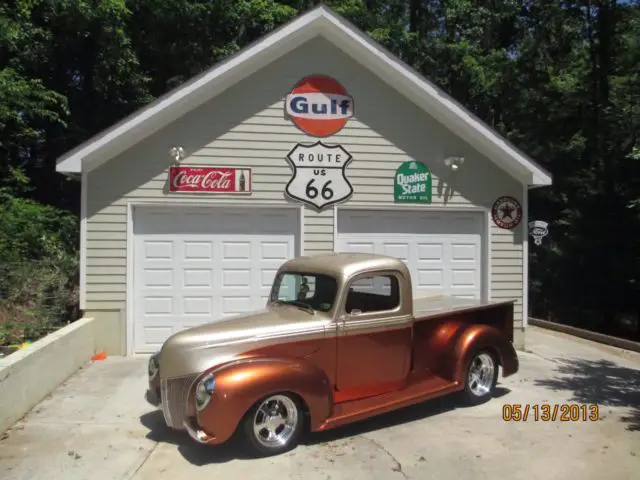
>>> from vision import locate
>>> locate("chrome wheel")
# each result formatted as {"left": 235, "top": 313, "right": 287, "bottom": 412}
{"left": 252, "top": 394, "right": 299, "bottom": 449}
{"left": 467, "top": 353, "right": 495, "bottom": 397}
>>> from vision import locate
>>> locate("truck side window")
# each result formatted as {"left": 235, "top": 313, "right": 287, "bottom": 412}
{"left": 270, "top": 272, "right": 337, "bottom": 312}
{"left": 346, "top": 275, "right": 400, "bottom": 314}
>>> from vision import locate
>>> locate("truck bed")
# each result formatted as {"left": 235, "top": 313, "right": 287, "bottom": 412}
{"left": 345, "top": 289, "right": 515, "bottom": 340}
{"left": 413, "top": 295, "right": 515, "bottom": 322}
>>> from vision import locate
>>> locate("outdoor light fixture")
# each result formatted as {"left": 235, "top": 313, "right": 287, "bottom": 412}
{"left": 169, "top": 146, "right": 185, "bottom": 162}
{"left": 444, "top": 156, "right": 465, "bottom": 171}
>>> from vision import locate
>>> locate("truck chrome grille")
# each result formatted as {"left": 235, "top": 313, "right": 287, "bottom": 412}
{"left": 160, "top": 374, "right": 199, "bottom": 429}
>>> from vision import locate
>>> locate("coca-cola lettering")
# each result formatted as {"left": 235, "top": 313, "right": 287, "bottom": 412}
{"left": 168, "top": 166, "right": 251, "bottom": 194}
{"left": 172, "top": 171, "right": 232, "bottom": 190}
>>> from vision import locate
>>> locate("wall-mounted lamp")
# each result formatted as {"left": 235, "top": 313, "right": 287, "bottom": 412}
{"left": 444, "top": 156, "right": 465, "bottom": 171}
{"left": 169, "top": 146, "right": 185, "bottom": 162}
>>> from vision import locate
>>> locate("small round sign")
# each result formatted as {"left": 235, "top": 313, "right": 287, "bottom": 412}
{"left": 491, "top": 196, "right": 523, "bottom": 229}
{"left": 284, "top": 75, "right": 354, "bottom": 137}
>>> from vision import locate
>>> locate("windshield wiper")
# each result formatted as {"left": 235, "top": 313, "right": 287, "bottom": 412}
{"left": 273, "top": 299, "right": 316, "bottom": 315}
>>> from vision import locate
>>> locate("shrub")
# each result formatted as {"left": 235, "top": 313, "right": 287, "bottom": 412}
{"left": 0, "top": 187, "right": 79, "bottom": 345}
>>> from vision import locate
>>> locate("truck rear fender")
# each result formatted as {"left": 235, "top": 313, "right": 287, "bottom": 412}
{"left": 451, "top": 325, "right": 519, "bottom": 383}
{"left": 195, "top": 357, "right": 333, "bottom": 442}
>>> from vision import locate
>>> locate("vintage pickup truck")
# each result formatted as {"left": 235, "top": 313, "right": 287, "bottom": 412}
{"left": 147, "top": 252, "right": 518, "bottom": 456}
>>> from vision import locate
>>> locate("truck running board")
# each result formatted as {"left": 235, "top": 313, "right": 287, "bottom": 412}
{"left": 317, "top": 375, "right": 461, "bottom": 432}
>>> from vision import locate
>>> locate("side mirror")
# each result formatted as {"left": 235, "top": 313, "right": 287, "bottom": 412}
{"left": 350, "top": 309, "right": 362, "bottom": 316}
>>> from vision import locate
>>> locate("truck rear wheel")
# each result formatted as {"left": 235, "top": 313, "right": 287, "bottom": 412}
{"left": 241, "top": 393, "right": 304, "bottom": 457}
{"left": 462, "top": 350, "right": 498, "bottom": 405}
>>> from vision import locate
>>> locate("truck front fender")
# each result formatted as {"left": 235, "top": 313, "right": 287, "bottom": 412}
{"left": 195, "top": 356, "right": 333, "bottom": 443}
{"left": 450, "top": 324, "right": 519, "bottom": 384}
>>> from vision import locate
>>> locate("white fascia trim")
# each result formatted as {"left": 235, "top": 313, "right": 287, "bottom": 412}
{"left": 55, "top": 9, "right": 325, "bottom": 175}
{"left": 79, "top": 172, "right": 87, "bottom": 310}
{"left": 522, "top": 184, "right": 529, "bottom": 328}
{"left": 126, "top": 203, "right": 134, "bottom": 355}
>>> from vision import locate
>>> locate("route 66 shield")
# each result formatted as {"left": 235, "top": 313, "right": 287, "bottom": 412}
{"left": 285, "top": 142, "right": 354, "bottom": 210}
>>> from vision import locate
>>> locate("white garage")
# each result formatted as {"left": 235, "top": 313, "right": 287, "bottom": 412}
{"left": 132, "top": 205, "right": 301, "bottom": 353}
{"left": 56, "top": 7, "right": 553, "bottom": 354}
{"left": 336, "top": 209, "right": 488, "bottom": 301}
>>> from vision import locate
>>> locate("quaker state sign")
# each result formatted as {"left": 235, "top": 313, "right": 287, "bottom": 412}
{"left": 394, "top": 160, "right": 432, "bottom": 204}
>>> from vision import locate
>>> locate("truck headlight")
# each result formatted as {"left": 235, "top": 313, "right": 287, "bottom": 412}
{"left": 195, "top": 373, "right": 215, "bottom": 411}
{"left": 148, "top": 354, "right": 159, "bottom": 379}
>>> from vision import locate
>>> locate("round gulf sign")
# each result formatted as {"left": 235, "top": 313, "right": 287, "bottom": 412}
{"left": 285, "top": 75, "right": 354, "bottom": 137}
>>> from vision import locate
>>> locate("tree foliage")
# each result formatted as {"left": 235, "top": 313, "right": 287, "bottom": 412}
{"left": 1, "top": 0, "right": 639, "bottom": 343}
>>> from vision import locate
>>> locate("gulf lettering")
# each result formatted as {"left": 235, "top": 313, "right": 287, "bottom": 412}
{"left": 286, "top": 92, "right": 354, "bottom": 120}
{"left": 289, "top": 96, "right": 351, "bottom": 115}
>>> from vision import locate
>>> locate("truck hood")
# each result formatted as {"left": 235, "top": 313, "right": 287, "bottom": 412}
{"left": 157, "top": 304, "right": 330, "bottom": 379}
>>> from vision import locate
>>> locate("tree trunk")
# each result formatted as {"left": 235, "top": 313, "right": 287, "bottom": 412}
{"left": 408, "top": 0, "right": 422, "bottom": 66}
{"left": 596, "top": 0, "right": 616, "bottom": 334}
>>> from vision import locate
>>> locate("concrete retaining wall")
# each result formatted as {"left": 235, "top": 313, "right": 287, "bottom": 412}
{"left": 0, "top": 317, "right": 96, "bottom": 434}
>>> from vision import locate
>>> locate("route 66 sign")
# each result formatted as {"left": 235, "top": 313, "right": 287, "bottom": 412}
{"left": 285, "top": 142, "right": 354, "bottom": 210}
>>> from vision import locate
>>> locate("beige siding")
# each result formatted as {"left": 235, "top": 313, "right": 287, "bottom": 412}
{"left": 85, "top": 37, "right": 524, "bottom": 330}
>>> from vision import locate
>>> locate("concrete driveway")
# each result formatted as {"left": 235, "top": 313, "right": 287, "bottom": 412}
{"left": 1, "top": 326, "right": 638, "bottom": 480}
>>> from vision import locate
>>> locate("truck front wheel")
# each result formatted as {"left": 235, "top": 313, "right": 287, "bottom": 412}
{"left": 242, "top": 393, "right": 304, "bottom": 457}
{"left": 462, "top": 351, "right": 498, "bottom": 405}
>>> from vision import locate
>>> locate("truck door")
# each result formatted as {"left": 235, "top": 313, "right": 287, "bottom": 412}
{"left": 335, "top": 272, "right": 412, "bottom": 401}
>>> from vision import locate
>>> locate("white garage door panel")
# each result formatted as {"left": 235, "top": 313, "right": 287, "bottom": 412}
{"left": 337, "top": 210, "right": 483, "bottom": 300}
{"left": 133, "top": 207, "right": 298, "bottom": 353}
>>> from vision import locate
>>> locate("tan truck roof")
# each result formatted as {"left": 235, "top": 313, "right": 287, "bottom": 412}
{"left": 279, "top": 252, "right": 411, "bottom": 281}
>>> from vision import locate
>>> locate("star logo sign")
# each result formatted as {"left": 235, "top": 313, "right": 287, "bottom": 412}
{"left": 491, "top": 196, "right": 523, "bottom": 229}
{"left": 499, "top": 203, "right": 516, "bottom": 220}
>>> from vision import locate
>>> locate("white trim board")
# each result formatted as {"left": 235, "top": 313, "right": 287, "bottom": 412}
{"left": 484, "top": 209, "right": 493, "bottom": 302}
{"left": 522, "top": 184, "right": 529, "bottom": 328}
{"left": 126, "top": 202, "right": 134, "bottom": 356}
{"left": 333, "top": 206, "right": 491, "bottom": 303}
{"left": 124, "top": 202, "right": 303, "bottom": 355}
{"left": 55, "top": 6, "right": 551, "bottom": 188}
{"left": 79, "top": 172, "right": 87, "bottom": 310}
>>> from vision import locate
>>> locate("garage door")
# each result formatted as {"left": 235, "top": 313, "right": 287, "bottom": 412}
{"left": 336, "top": 209, "right": 484, "bottom": 300}
{"left": 133, "top": 206, "right": 299, "bottom": 353}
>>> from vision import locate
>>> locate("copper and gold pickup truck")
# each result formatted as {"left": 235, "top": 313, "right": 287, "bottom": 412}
{"left": 147, "top": 252, "right": 518, "bottom": 456}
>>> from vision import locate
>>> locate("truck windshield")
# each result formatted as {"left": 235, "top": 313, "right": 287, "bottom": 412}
{"left": 269, "top": 272, "right": 338, "bottom": 313}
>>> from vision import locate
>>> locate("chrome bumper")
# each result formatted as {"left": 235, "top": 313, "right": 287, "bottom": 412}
{"left": 183, "top": 418, "right": 216, "bottom": 444}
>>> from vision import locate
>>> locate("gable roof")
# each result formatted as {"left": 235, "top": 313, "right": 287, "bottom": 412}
{"left": 55, "top": 5, "right": 552, "bottom": 187}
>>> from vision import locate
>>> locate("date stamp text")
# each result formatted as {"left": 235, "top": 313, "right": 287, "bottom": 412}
{"left": 502, "top": 403, "right": 600, "bottom": 422}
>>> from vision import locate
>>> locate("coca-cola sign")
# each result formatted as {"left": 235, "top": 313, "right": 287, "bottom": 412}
{"left": 168, "top": 166, "right": 251, "bottom": 193}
